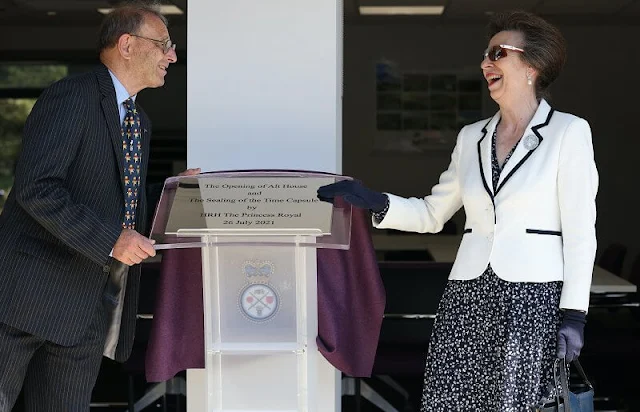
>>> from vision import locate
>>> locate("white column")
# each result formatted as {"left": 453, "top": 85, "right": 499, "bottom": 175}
{"left": 186, "top": 1, "right": 343, "bottom": 411}
{"left": 187, "top": 0, "right": 343, "bottom": 174}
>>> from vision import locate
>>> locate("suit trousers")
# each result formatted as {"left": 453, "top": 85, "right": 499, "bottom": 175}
{"left": 0, "top": 297, "right": 110, "bottom": 412}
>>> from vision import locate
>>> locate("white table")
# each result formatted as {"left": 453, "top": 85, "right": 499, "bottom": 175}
{"left": 372, "top": 233, "right": 461, "bottom": 263}
{"left": 372, "top": 233, "right": 637, "bottom": 294}
{"left": 591, "top": 265, "right": 636, "bottom": 294}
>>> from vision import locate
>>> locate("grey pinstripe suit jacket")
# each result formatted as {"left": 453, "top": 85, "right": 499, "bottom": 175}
{"left": 0, "top": 64, "right": 151, "bottom": 362}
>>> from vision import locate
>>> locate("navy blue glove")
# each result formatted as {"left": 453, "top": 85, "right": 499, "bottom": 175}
{"left": 557, "top": 309, "right": 586, "bottom": 362}
{"left": 317, "top": 179, "right": 387, "bottom": 213}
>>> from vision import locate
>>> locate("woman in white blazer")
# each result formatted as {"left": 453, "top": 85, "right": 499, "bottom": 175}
{"left": 318, "top": 10, "right": 598, "bottom": 412}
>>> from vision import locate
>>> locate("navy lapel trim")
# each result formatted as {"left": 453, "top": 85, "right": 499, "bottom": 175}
{"left": 477, "top": 118, "right": 494, "bottom": 202}
{"left": 96, "top": 65, "right": 126, "bottom": 194}
{"left": 494, "top": 108, "right": 555, "bottom": 196}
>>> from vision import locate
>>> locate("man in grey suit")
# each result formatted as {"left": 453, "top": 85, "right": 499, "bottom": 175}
{"left": 0, "top": 3, "right": 196, "bottom": 410}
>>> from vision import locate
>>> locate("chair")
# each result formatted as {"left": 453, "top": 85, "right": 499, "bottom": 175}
{"left": 627, "top": 252, "right": 640, "bottom": 288}
{"left": 624, "top": 253, "right": 640, "bottom": 320}
{"left": 123, "top": 261, "right": 186, "bottom": 412}
{"left": 597, "top": 243, "right": 628, "bottom": 277}
{"left": 343, "top": 262, "right": 451, "bottom": 411}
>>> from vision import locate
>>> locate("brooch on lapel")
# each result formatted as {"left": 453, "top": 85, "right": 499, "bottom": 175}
{"left": 523, "top": 134, "right": 540, "bottom": 150}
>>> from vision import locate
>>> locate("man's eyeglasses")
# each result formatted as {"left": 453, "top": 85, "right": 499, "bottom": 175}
{"left": 130, "top": 34, "right": 176, "bottom": 54}
{"left": 483, "top": 44, "right": 524, "bottom": 62}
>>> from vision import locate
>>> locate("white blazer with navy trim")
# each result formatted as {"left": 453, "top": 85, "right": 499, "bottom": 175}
{"left": 375, "top": 99, "right": 598, "bottom": 312}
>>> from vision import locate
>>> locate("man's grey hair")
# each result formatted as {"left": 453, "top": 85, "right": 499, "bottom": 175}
{"left": 97, "top": 1, "right": 167, "bottom": 53}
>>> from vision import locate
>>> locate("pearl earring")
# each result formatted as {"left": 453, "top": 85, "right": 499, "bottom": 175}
{"left": 527, "top": 75, "right": 533, "bottom": 86}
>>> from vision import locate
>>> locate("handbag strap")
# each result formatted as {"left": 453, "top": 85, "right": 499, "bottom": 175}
{"left": 558, "top": 358, "right": 572, "bottom": 412}
{"left": 552, "top": 358, "right": 569, "bottom": 412}
{"left": 572, "top": 359, "right": 594, "bottom": 390}
{"left": 546, "top": 358, "right": 592, "bottom": 412}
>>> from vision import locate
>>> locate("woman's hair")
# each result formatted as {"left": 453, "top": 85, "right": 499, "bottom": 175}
{"left": 488, "top": 10, "right": 567, "bottom": 99}
{"left": 97, "top": 1, "right": 167, "bottom": 54}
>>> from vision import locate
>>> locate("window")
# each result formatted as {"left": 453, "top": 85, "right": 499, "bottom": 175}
{"left": 0, "top": 63, "right": 68, "bottom": 211}
{"left": 0, "top": 98, "right": 36, "bottom": 208}
{"left": 0, "top": 63, "right": 68, "bottom": 89}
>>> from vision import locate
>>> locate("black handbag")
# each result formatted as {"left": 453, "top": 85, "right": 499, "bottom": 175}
{"left": 531, "top": 358, "right": 594, "bottom": 412}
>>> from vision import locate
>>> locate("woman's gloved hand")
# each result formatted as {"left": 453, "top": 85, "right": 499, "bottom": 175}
{"left": 557, "top": 309, "right": 586, "bottom": 362}
{"left": 317, "top": 179, "right": 387, "bottom": 213}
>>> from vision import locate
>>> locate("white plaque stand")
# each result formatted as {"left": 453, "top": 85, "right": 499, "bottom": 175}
{"left": 151, "top": 172, "right": 351, "bottom": 412}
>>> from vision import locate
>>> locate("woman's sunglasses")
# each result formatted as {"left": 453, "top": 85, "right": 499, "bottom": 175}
{"left": 483, "top": 44, "right": 525, "bottom": 62}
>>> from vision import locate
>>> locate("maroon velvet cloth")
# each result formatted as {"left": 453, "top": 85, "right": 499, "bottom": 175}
{"left": 144, "top": 205, "right": 385, "bottom": 382}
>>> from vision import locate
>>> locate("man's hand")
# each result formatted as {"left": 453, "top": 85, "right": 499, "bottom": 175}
{"left": 112, "top": 229, "right": 156, "bottom": 266}
{"left": 177, "top": 168, "right": 201, "bottom": 176}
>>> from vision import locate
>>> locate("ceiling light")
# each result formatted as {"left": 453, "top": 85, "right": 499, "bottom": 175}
{"left": 46, "top": 11, "right": 57, "bottom": 16}
{"left": 98, "top": 5, "right": 183, "bottom": 15}
{"left": 359, "top": 6, "right": 445, "bottom": 15}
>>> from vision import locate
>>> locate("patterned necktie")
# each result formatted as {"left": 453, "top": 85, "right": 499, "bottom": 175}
{"left": 121, "top": 98, "right": 141, "bottom": 230}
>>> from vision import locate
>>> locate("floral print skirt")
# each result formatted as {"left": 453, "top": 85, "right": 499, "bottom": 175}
{"left": 421, "top": 266, "right": 562, "bottom": 412}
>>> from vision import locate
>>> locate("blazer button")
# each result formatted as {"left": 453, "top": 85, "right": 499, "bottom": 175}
{"left": 103, "top": 264, "right": 111, "bottom": 273}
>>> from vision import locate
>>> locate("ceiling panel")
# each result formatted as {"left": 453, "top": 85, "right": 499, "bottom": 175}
{"left": 444, "top": 0, "right": 539, "bottom": 16}
{"left": 4, "top": 0, "right": 640, "bottom": 25}
{"left": 621, "top": 0, "right": 640, "bottom": 14}
{"left": 359, "top": 0, "right": 448, "bottom": 5}
{"left": 14, "top": 0, "right": 110, "bottom": 10}
{"left": 535, "top": 0, "right": 634, "bottom": 14}
{"left": 2, "top": 0, "right": 186, "bottom": 26}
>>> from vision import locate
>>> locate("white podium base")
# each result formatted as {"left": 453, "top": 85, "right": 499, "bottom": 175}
{"left": 187, "top": 354, "right": 340, "bottom": 412}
